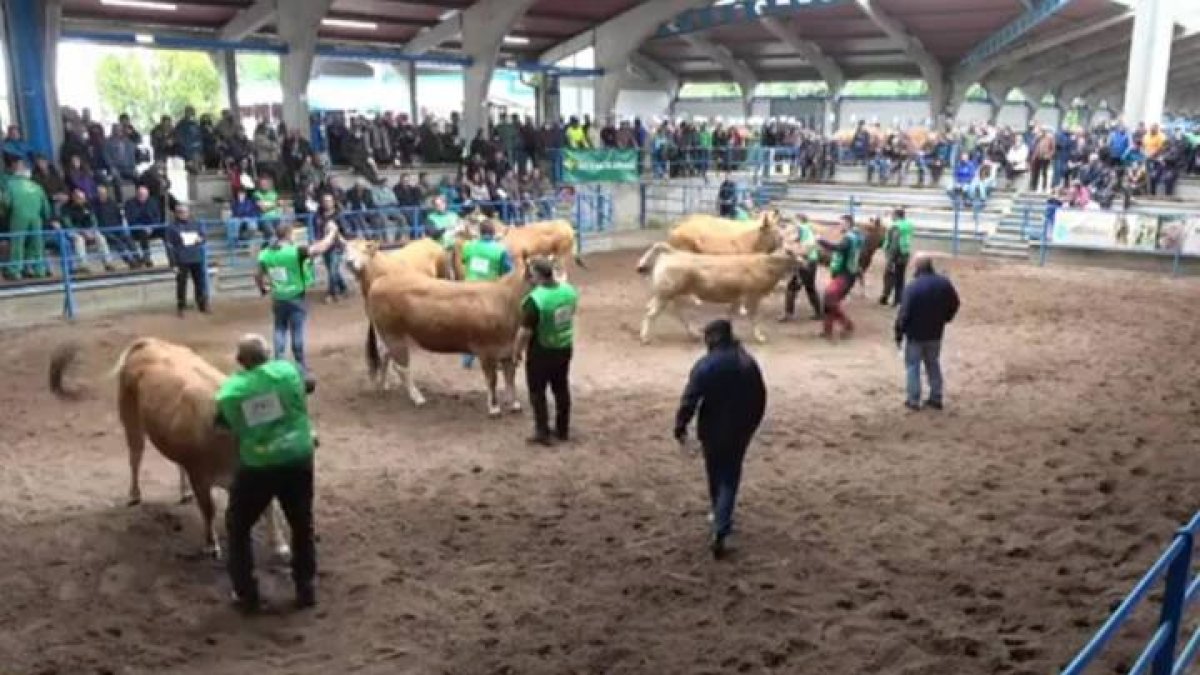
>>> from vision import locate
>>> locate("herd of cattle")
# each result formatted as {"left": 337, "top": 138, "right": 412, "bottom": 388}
{"left": 44, "top": 208, "right": 894, "bottom": 555}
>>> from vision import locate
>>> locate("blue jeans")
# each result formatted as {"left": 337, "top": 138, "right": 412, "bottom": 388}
{"left": 703, "top": 440, "right": 749, "bottom": 539}
{"left": 272, "top": 297, "right": 308, "bottom": 373}
{"left": 905, "top": 339, "right": 943, "bottom": 406}
{"left": 323, "top": 249, "right": 347, "bottom": 298}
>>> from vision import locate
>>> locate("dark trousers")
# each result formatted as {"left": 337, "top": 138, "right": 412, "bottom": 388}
{"left": 175, "top": 262, "right": 207, "bottom": 311}
{"left": 1029, "top": 158, "right": 1051, "bottom": 191}
{"left": 880, "top": 253, "right": 909, "bottom": 305}
{"left": 702, "top": 439, "right": 749, "bottom": 539}
{"left": 526, "top": 346, "right": 572, "bottom": 439}
{"left": 226, "top": 460, "right": 316, "bottom": 602}
{"left": 783, "top": 264, "right": 822, "bottom": 317}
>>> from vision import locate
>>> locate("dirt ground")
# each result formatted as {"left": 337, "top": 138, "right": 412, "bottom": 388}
{"left": 1, "top": 249, "right": 1198, "bottom": 675}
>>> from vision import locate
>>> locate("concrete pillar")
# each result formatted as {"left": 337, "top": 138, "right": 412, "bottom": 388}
{"left": 1122, "top": 0, "right": 1173, "bottom": 125}
{"left": 741, "top": 93, "right": 754, "bottom": 120}
{"left": 826, "top": 95, "right": 842, "bottom": 134}
{"left": 277, "top": 0, "right": 333, "bottom": 138}
{"left": 5, "top": 0, "right": 61, "bottom": 159}
{"left": 459, "top": 0, "right": 538, "bottom": 143}
{"left": 537, "top": 74, "right": 561, "bottom": 125}
{"left": 406, "top": 63, "right": 419, "bottom": 121}
{"left": 212, "top": 50, "right": 240, "bottom": 114}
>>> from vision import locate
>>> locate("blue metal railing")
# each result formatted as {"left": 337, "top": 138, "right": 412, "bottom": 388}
{"left": 0, "top": 193, "right": 603, "bottom": 320}
{"left": 1063, "top": 512, "right": 1200, "bottom": 675}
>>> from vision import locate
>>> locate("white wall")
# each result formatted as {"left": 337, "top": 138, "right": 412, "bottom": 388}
{"left": 614, "top": 89, "right": 670, "bottom": 121}
{"left": 673, "top": 98, "right": 769, "bottom": 121}
{"left": 840, "top": 99, "right": 932, "bottom": 128}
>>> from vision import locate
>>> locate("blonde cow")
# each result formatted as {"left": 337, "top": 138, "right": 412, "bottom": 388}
{"left": 49, "top": 338, "right": 289, "bottom": 559}
{"left": 665, "top": 209, "right": 785, "bottom": 255}
{"left": 635, "top": 243, "right": 800, "bottom": 344}
{"left": 345, "top": 243, "right": 530, "bottom": 416}
{"left": 454, "top": 219, "right": 584, "bottom": 281}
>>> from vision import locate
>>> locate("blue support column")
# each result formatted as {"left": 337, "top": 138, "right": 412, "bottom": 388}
{"left": 5, "top": 0, "right": 59, "bottom": 159}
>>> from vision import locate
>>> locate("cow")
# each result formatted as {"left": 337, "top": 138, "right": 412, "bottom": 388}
{"left": 346, "top": 237, "right": 450, "bottom": 297}
{"left": 454, "top": 218, "right": 585, "bottom": 281}
{"left": 48, "top": 338, "right": 289, "bottom": 559}
{"left": 635, "top": 243, "right": 800, "bottom": 344}
{"left": 665, "top": 209, "right": 785, "bottom": 255}
{"left": 345, "top": 243, "right": 531, "bottom": 416}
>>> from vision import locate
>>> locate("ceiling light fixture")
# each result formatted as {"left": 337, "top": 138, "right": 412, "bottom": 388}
{"left": 503, "top": 35, "right": 530, "bottom": 45}
{"left": 100, "top": 0, "right": 178, "bottom": 10}
{"left": 439, "top": 10, "right": 459, "bottom": 21}
{"left": 321, "top": 18, "right": 379, "bottom": 30}
{"left": 134, "top": 33, "right": 155, "bottom": 44}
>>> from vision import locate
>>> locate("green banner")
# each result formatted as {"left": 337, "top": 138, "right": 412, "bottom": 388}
{"left": 561, "top": 149, "right": 639, "bottom": 183}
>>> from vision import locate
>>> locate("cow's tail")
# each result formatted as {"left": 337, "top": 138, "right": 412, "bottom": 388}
{"left": 572, "top": 229, "right": 587, "bottom": 270}
{"left": 365, "top": 322, "right": 383, "bottom": 382}
{"left": 49, "top": 339, "right": 135, "bottom": 400}
{"left": 635, "top": 242, "right": 671, "bottom": 275}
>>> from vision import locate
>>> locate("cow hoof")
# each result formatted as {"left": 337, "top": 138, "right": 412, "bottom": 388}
{"left": 412, "top": 397, "right": 427, "bottom": 408}
{"left": 274, "top": 545, "right": 293, "bottom": 562}
{"left": 126, "top": 496, "right": 142, "bottom": 507}
{"left": 509, "top": 401, "right": 523, "bottom": 414}
{"left": 205, "top": 544, "right": 223, "bottom": 561}
{"left": 488, "top": 406, "right": 502, "bottom": 418}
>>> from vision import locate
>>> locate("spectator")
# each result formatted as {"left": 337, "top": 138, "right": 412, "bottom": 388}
{"left": 1029, "top": 126, "right": 1055, "bottom": 193}
{"left": 2, "top": 156, "right": 53, "bottom": 280}
{"left": 968, "top": 160, "right": 997, "bottom": 206}
{"left": 200, "top": 114, "right": 220, "bottom": 170}
{"left": 1064, "top": 179, "right": 1092, "bottom": 208}
{"left": 717, "top": 174, "right": 737, "bottom": 218}
{"left": 165, "top": 203, "right": 208, "bottom": 316}
{"left": 1005, "top": 136, "right": 1029, "bottom": 190}
{"left": 59, "top": 121, "right": 90, "bottom": 169}
{"left": 215, "top": 109, "right": 239, "bottom": 145}
{"left": 895, "top": 255, "right": 960, "bottom": 411}
{"left": 254, "top": 174, "right": 282, "bottom": 227}
{"left": 522, "top": 166, "right": 553, "bottom": 220}
{"left": 230, "top": 186, "right": 271, "bottom": 245}
{"left": 394, "top": 113, "right": 418, "bottom": 167}
{"left": 59, "top": 188, "right": 116, "bottom": 273}
{"left": 496, "top": 113, "right": 520, "bottom": 166}
{"left": 93, "top": 184, "right": 141, "bottom": 269}
{"left": 1107, "top": 124, "right": 1130, "bottom": 167}
{"left": 175, "top": 107, "right": 203, "bottom": 170}
{"left": 342, "top": 178, "right": 375, "bottom": 238}
{"left": 3, "top": 125, "right": 32, "bottom": 165}
{"left": 283, "top": 128, "right": 312, "bottom": 191}
{"left": 64, "top": 153, "right": 99, "bottom": 203}
{"left": 393, "top": 173, "right": 425, "bottom": 235}
{"left": 33, "top": 154, "right": 69, "bottom": 212}
{"left": 344, "top": 123, "right": 380, "bottom": 183}
{"left": 519, "top": 115, "right": 538, "bottom": 173}
{"left": 366, "top": 113, "right": 394, "bottom": 168}
{"left": 253, "top": 121, "right": 282, "bottom": 182}
{"left": 368, "top": 178, "right": 402, "bottom": 242}
{"left": 426, "top": 194, "right": 461, "bottom": 249}
{"left": 151, "top": 115, "right": 175, "bottom": 162}
{"left": 124, "top": 184, "right": 161, "bottom": 266}
{"left": 313, "top": 192, "right": 349, "bottom": 302}
{"left": 117, "top": 113, "right": 144, "bottom": 154}
{"left": 565, "top": 117, "right": 589, "bottom": 149}
{"left": 1053, "top": 125, "right": 1073, "bottom": 188}
{"left": 103, "top": 124, "right": 139, "bottom": 193}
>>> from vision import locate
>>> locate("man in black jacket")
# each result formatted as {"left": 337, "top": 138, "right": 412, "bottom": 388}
{"left": 674, "top": 320, "right": 767, "bottom": 559}
{"left": 716, "top": 174, "right": 737, "bottom": 218}
{"left": 165, "top": 203, "right": 209, "bottom": 317}
{"left": 93, "top": 185, "right": 141, "bottom": 269}
{"left": 895, "top": 255, "right": 960, "bottom": 411}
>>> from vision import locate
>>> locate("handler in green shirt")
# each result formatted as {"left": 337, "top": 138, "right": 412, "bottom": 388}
{"left": 458, "top": 219, "right": 513, "bottom": 368}
{"left": 880, "top": 207, "right": 915, "bottom": 307}
{"left": 216, "top": 334, "right": 318, "bottom": 612}
{"left": 780, "top": 213, "right": 823, "bottom": 321}
{"left": 515, "top": 257, "right": 579, "bottom": 446}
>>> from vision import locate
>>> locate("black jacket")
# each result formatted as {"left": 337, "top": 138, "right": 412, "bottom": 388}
{"left": 895, "top": 272, "right": 960, "bottom": 343}
{"left": 165, "top": 220, "right": 206, "bottom": 266}
{"left": 675, "top": 343, "right": 766, "bottom": 449}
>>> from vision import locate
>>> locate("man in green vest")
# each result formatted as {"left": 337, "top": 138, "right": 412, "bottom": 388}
{"left": 215, "top": 334, "right": 318, "bottom": 612}
{"left": 880, "top": 206, "right": 915, "bottom": 307}
{"left": 515, "top": 257, "right": 579, "bottom": 446}
{"left": 817, "top": 215, "right": 861, "bottom": 339}
{"left": 459, "top": 219, "right": 512, "bottom": 368}
{"left": 779, "top": 213, "right": 823, "bottom": 321}
{"left": 256, "top": 220, "right": 341, "bottom": 382}
{"left": 2, "top": 156, "right": 52, "bottom": 280}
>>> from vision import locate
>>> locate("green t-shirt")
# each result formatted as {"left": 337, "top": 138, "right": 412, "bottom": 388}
{"left": 796, "top": 222, "right": 820, "bottom": 263}
{"left": 462, "top": 238, "right": 507, "bottom": 281}
{"left": 428, "top": 210, "right": 460, "bottom": 248}
{"left": 831, "top": 230, "right": 863, "bottom": 277}
{"left": 256, "top": 188, "right": 281, "bottom": 218}
{"left": 258, "top": 244, "right": 315, "bottom": 300}
{"left": 527, "top": 282, "right": 579, "bottom": 350}
{"left": 892, "top": 218, "right": 914, "bottom": 255}
{"left": 215, "top": 360, "right": 314, "bottom": 469}
{"left": 734, "top": 207, "right": 751, "bottom": 221}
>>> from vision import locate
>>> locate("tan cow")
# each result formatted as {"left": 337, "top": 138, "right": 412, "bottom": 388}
{"left": 665, "top": 209, "right": 785, "bottom": 255}
{"left": 345, "top": 243, "right": 530, "bottom": 416}
{"left": 347, "top": 237, "right": 449, "bottom": 297}
{"left": 635, "top": 243, "right": 800, "bottom": 344}
{"left": 454, "top": 218, "right": 584, "bottom": 281}
{"left": 48, "top": 338, "right": 288, "bottom": 559}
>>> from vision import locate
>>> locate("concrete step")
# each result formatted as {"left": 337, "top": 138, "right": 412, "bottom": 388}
{"left": 981, "top": 247, "right": 1029, "bottom": 260}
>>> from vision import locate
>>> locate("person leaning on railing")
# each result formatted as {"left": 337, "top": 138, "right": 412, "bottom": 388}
{"left": 1, "top": 154, "right": 53, "bottom": 281}
{"left": 93, "top": 184, "right": 143, "bottom": 270}
{"left": 123, "top": 184, "right": 161, "bottom": 268}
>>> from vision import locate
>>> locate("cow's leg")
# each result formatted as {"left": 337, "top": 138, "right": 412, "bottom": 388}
{"left": 502, "top": 357, "right": 522, "bottom": 413}
{"left": 746, "top": 296, "right": 768, "bottom": 343}
{"left": 481, "top": 356, "right": 502, "bottom": 417}
{"left": 390, "top": 340, "right": 426, "bottom": 407}
{"left": 178, "top": 465, "right": 193, "bottom": 504}
{"left": 188, "top": 473, "right": 221, "bottom": 559}
{"left": 670, "top": 299, "right": 697, "bottom": 340}
{"left": 640, "top": 295, "right": 666, "bottom": 344}
{"left": 119, "top": 388, "right": 145, "bottom": 507}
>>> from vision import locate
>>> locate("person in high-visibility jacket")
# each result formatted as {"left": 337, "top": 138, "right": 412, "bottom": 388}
{"left": 565, "top": 117, "right": 590, "bottom": 149}
{"left": 880, "top": 206, "right": 915, "bottom": 307}
{"left": 215, "top": 334, "right": 318, "bottom": 613}
{"left": 817, "top": 215, "right": 862, "bottom": 339}
{"left": 779, "top": 213, "right": 823, "bottom": 321}
{"left": 515, "top": 257, "right": 579, "bottom": 446}
{"left": 256, "top": 221, "right": 341, "bottom": 382}
{"left": 426, "top": 195, "right": 462, "bottom": 274}
{"left": 459, "top": 219, "right": 513, "bottom": 368}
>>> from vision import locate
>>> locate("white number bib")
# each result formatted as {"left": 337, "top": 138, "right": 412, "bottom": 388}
{"left": 268, "top": 267, "right": 291, "bottom": 284}
{"left": 552, "top": 305, "right": 574, "bottom": 327}
{"left": 469, "top": 256, "right": 492, "bottom": 275}
{"left": 180, "top": 232, "right": 201, "bottom": 246}
{"left": 241, "top": 393, "right": 284, "bottom": 428}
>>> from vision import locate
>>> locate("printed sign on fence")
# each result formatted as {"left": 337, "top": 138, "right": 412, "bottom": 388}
{"left": 1052, "top": 210, "right": 1161, "bottom": 250}
{"left": 561, "top": 149, "right": 639, "bottom": 183}
{"left": 1159, "top": 216, "right": 1200, "bottom": 255}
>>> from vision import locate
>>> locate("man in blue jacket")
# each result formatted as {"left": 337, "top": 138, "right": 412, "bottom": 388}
{"left": 165, "top": 203, "right": 208, "bottom": 316}
{"left": 895, "top": 255, "right": 960, "bottom": 411}
{"left": 674, "top": 320, "right": 766, "bottom": 559}
{"left": 124, "top": 184, "right": 162, "bottom": 267}
{"left": 1108, "top": 124, "right": 1130, "bottom": 167}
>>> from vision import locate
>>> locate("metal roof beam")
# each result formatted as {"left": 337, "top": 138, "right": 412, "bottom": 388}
{"left": 680, "top": 33, "right": 758, "bottom": 94}
{"left": 759, "top": 15, "right": 845, "bottom": 92}
{"left": 401, "top": 9, "right": 462, "bottom": 56}
{"left": 958, "top": 0, "right": 1074, "bottom": 71}
{"left": 628, "top": 51, "right": 679, "bottom": 85}
{"left": 854, "top": 0, "right": 947, "bottom": 115}
{"left": 538, "top": 0, "right": 712, "bottom": 65}
{"left": 218, "top": 0, "right": 277, "bottom": 42}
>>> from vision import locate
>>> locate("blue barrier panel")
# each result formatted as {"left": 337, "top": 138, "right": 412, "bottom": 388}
{"left": 1063, "top": 512, "right": 1200, "bottom": 675}
{"left": 1039, "top": 212, "right": 1051, "bottom": 267}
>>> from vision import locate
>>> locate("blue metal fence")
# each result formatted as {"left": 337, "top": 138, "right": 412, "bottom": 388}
{"left": 1064, "top": 512, "right": 1200, "bottom": 675}
{"left": 0, "top": 193, "right": 601, "bottom": 320}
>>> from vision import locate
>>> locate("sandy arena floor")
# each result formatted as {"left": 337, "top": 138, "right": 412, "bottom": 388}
{"left": 1, "top": 249, "right": 1198, "bottom": 675}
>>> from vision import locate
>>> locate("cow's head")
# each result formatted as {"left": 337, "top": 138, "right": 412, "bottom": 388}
{"left": 343, "top": 238, "right": 379, "bottom": 276}
{"left": 755, "top": 209, "right": 785, "bottom": 253}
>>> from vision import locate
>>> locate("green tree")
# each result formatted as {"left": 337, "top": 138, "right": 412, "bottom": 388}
{"left": 236, "top": 53, "right": 280, "bottom": 85}
{"left": 96, "top": 50, "right": 221, "bottom": 131}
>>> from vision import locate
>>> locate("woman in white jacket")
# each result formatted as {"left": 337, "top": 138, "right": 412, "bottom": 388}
{"left": 1006, "top": 138, "right": 1029, "bottom": 189}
